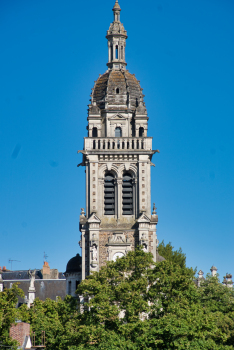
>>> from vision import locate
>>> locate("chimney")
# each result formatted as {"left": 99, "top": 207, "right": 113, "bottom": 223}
{"left": 3, "top": 266, "right": 6, "bottom": 271}
{"left": 42, "top": 261, "right": 50, "bottom": 279}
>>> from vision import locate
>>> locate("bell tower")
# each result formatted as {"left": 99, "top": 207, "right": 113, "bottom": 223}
{"left": 78, "top": 0, "right": 159, "bottom": 280}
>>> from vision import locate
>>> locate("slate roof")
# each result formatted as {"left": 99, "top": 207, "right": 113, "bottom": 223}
{"left": 2, "top": 270, "right": 42, "bottom": 280}
{"left": 3, "top": 280, "right": 66, "bottom": 306}
{"left": 156, "top": 249, "right": 166, "bottom": 263}
{"left": 2, "top": 269, "right": 66, "bottom": 304}
{"left": 93, "top": 70, "right": 145, "bottom": 111}
{"left": 65, "top": 254, "right": 82, "bottom": 274}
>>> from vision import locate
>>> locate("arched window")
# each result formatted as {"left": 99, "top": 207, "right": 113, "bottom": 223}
{"left": 122, "top": 173, "right": 133, "bottom": 215}
{"left": 92, "top": 127, "right": 97, "bottom": 137}
{"left": 116, "top": 88, "right": 119, "bottom": 94}
{"left": 76, "top": 280, "right": 80, "bottom": 290}
{"left": 115, "top": 127, "right": 122, "bottom": 137}
{"left": 139, "top": 127, "right": 144, "bottom": 137}
{"left": 104, "top": 173, "right": 115, "bottom": 215}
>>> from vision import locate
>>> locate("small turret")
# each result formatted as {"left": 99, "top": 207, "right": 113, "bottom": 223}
{"left": 106, "top": 1, "right": 128, "bottom": 70}
{"left": 223, "top": 273, "right": 233, "bottom": 288}
{"left": 197, "top": 270, "right": 204, "bottom": 287}
{"left": 210, "top": 265, "right": 218, "bottom": 277}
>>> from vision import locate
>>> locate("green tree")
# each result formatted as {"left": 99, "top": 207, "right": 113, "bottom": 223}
{"left": 0, "top": 284, "right": 24, "bottom": 348}
{"left": 70, "top": 250, "right": 234, "bottom": 349}
{"left": 14, "top": 250, "right": 234, "bottom": 349}
{"left": 18, "top": 295, "right": 78, "bottom": 350}
{"left": 198, "top": 274, "right": 234, "bottom": 347}
{"left": 158, "top": 240, "right": 186, "bottom": 268}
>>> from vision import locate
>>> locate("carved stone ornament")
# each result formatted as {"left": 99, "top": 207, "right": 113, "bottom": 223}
{"left": 90, "top": 233, "right": 98, "bottom": 247}
{"left": 91, "top": 260, "right": 98, "bottom": 268}
{"left": 139, "top": 232, "right": 149, "bottom": 248}
{"left": 107, "top": 232, "right": 131, "bottom": 245}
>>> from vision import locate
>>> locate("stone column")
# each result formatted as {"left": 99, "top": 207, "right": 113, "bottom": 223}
{"left": 132, "top": 177, "right": 137, "bottom": 218}
{"left": 81, "top": 230, "right": 86, "bottom": 280}
{"left": 85, "top": 161, "right": 89, "bottom": 216}
{"left": 116, "top": 178, "right": 122, "bottom": 218}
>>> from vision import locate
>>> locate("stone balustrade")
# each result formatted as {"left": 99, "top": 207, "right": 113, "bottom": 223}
{"left": 84, "top": 137, "right": 152, "bottom": 151}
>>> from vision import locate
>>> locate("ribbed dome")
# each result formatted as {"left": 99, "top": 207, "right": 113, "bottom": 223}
{"left": 65, "top": 254, "right": 82, "bottom": 274}
{"left": 92, "top": 70, "right": 145, "bottom": 111}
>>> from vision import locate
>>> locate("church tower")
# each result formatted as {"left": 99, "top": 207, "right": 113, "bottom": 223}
{"left": 78, "top": 0, "right": 159, "bottom": 280}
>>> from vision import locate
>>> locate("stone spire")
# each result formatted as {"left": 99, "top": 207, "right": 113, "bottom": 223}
{"left": 106, "top": 1, "right": 128, "bottom": 70}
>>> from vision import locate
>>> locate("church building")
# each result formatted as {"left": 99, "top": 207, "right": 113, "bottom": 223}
{"left": 65, "top": 0, "right": 161, "bottom": 296}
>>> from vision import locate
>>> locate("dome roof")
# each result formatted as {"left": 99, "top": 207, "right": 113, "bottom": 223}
{"left": 65, "top": 254, "right": 82, "bottom": 274}
{"left": 92, "top": 70, "right": 146, "bottom": 112}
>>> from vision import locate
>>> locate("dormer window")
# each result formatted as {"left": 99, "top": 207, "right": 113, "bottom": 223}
{"left": 116, "top": 88, "right": 119, "bottom": 94}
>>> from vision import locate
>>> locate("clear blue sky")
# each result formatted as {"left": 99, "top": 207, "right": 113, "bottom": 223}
{"left": 0, "top": 0, "right": 233, "bottom": 280}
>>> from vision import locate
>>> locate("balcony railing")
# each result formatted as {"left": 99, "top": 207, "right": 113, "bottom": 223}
{"left": 84, "top": 137, "right": 152, "bottom": 151}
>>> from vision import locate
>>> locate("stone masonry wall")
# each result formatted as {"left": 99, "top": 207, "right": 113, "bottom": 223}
{"left": 148, "top": 231, "right": 154, "bottom": 254}
{"left": 99, "top": 230, "right": 138, "bottom": 268}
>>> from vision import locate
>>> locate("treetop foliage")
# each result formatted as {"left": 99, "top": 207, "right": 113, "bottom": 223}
{"left": 157, "top": 240, "right": 186, "bottom": 269}
{"left": 1, "top": 249, "right": 234, "bottom": 349}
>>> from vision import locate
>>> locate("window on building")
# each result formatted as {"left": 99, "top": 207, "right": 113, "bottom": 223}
{"left": 139, "top": 127, "right": 144, "bottom": 137}
{"left": 116, "top": 88, "right": 119, "bottom": 94}
{"left": 115, "top": 127, "right": 122, "bottom": 137}
{"left": 111, "top": 45, "right": 113, "bottom": 61}
{"left": 116, "top": 45, "right": 118, "bottom": 59}
{"left": 76, "top": 280, "right": 80, "bottom": 290}
{"left": 68, "top": 281, "right": 71, "bottom": 295}
{"left": 104, "top": 173, "right": 115, "bottom": 215}
{"left": 92, "top": 127, "right": 98, "bottom": 137}
{"left": 122, "top": 173, "right": 133, "bottom": 215}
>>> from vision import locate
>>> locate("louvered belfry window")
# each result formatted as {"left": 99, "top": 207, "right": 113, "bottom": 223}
{"left": 104, "top": 173, "right": 115, "bottom": 215}
{"left": 122, "top": 173, "right": 133, "bottom": 215}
